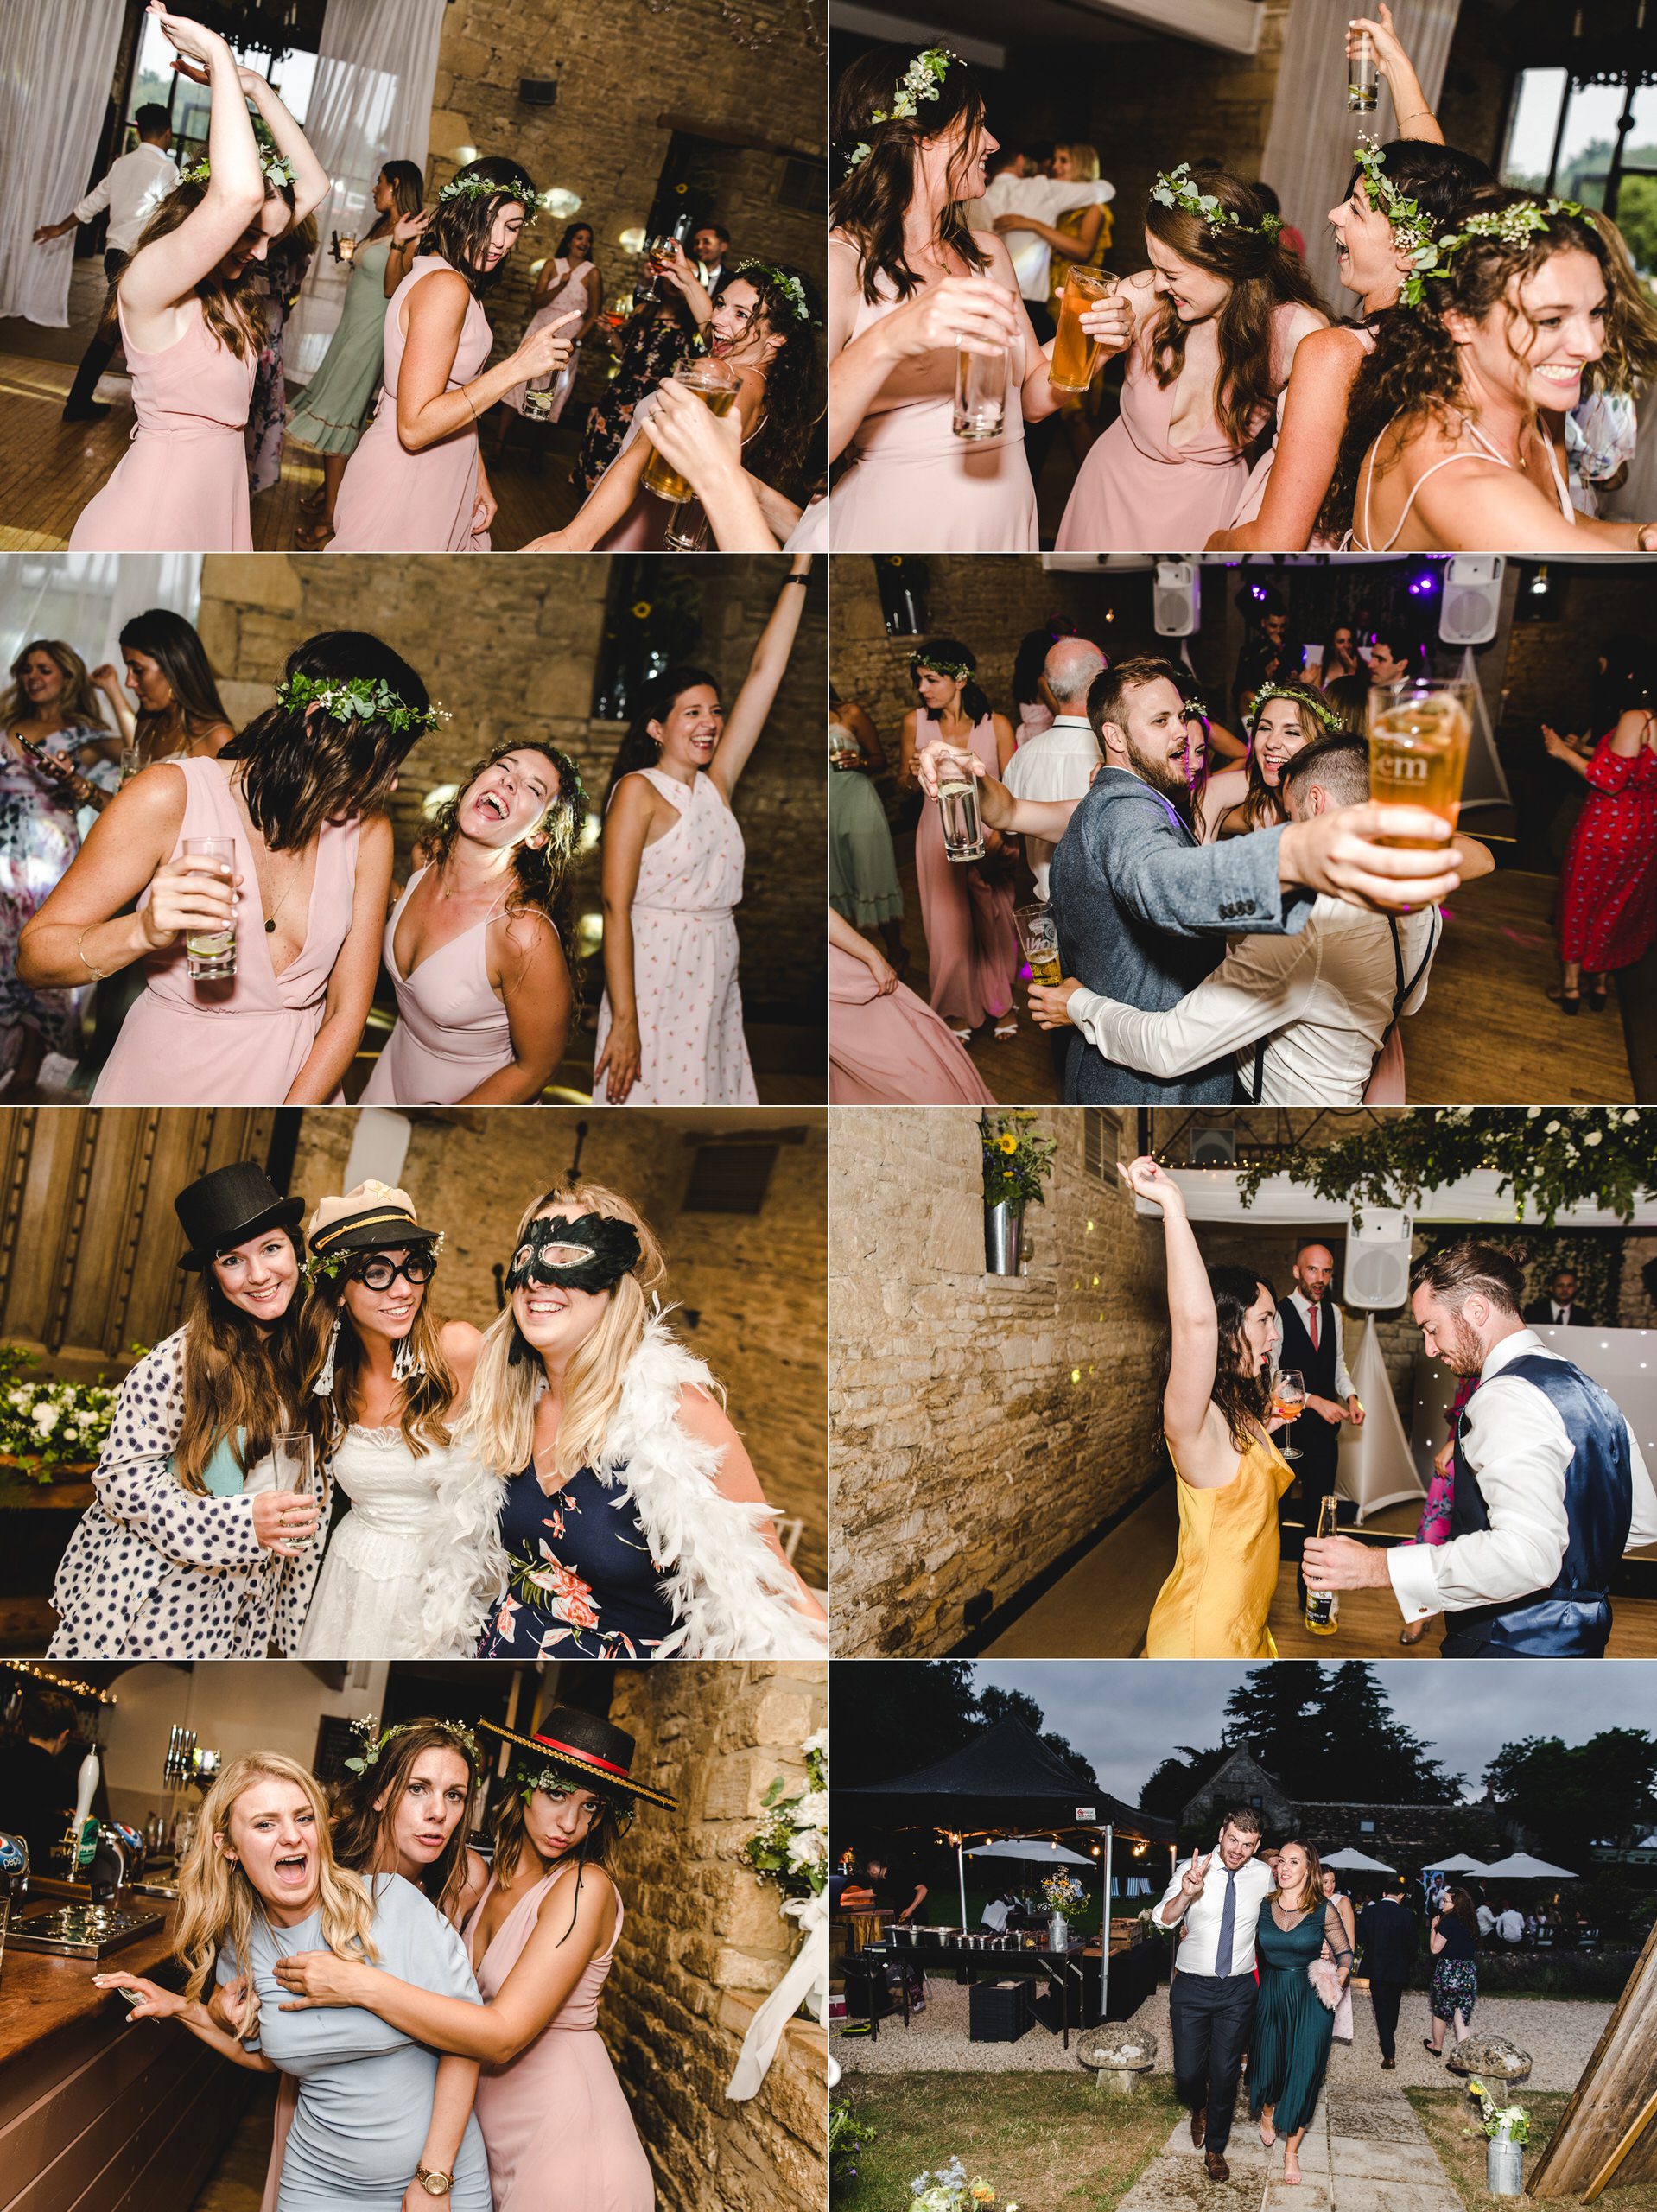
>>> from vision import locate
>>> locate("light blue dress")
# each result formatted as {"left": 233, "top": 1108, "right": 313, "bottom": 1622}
{"left": 218, "top": 1873, "right": 492, "bottom": 2210}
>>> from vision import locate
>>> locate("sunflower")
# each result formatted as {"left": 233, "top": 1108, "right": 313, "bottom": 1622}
{"left": 998, "top": 1134, "right": 1018, "bottom": 1155}
{"left": 631, "top": 601, "right": 652, "bottom": 619}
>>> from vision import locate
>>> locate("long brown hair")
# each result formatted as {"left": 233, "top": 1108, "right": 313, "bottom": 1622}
{"left": 831, "top": 44, "right": 989, "bottom": 302}
{"left": 1, "top": 639, "right": 110, "bottom": 730}
{"left": 175, "top": 1234, "right": 306, "bottom": 1493}
{"left": 366, "top": 160, "right": 425, "bottom": 242}
{"left": 421, "top": 739, "right": 588, "bottom": 976}
{"left": 1276, "top": 1838, "right": 1325, "bottom": 1915}
{"left": 118, "top": 608, "right": 232, "bottom": 761}
{"left": 1444, "top": 1884, "right": 1479, "bottom": 1936}
{"left": 126, "top": 173, "right": 296, "bottom": 362}
{"left": 298, "top": 1271, "right": 458, "bottom": 1462}
{"left": 491, "top": 1757, "right": 624, "bottom": 1942}
{"left": 1144, "top": 162, "right": 1326, "bottom": 451}
{"left": 330, "top": 1721, "right": 479, "bottom": 1923}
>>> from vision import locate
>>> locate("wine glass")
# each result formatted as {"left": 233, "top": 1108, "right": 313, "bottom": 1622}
{"left": 1272, "top": 1368, "right": 1306, "bottom": 1460}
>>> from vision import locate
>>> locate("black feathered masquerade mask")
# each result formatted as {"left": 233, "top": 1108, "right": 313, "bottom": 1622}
{"left": 506, "top": 1212, "right": 642, "bottom": 1295}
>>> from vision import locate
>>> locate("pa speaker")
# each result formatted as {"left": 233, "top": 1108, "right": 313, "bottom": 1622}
{"left": 1440, "top": 556, "right": 1505, "bottom": 646}
{"left": 1189, "top": 1127, "right": 1236, "bottom": 1168}
{"left": 1343, "top": 1207, "right": 1414, "bottom": 1311}
{"left": 1153, "top": 559, "right": 1200, "bottom": 638}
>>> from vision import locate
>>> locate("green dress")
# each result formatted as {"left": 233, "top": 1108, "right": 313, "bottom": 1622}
{"left": 828, "top": 722, "right": 903, "bottom": 930}
{"left": 1248, "top": 1900, "right": 1351, "bottom": 2134}
{"left": 288, "top": 238, "right": 394, "bottom": 457}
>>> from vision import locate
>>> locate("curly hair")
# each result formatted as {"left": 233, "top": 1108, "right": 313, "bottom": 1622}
{"left": 1145, "top": 162, "right": 1327, "bottom": 452}
{"left": 422, "top": 738, "right": 588, "bottom": 980}
{"left": 125, "top": 170, "right": 296, "bottom": 362}
{"left": 831, "top": 43, "right": 989, "bottom": 302}
{"left": 1159, "top": 1263, "right": 1274, "bottom": 1455}
{"left": 727, "top": 261, "right": 822, "bottom": 499}
{"left": 1320, "top": 189, "right": 1657, "bottom": 541}
{"left": 428, "top": 156, "right": 537, "bottom": 296}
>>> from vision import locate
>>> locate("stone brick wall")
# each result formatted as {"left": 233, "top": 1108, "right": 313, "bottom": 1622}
{"left": 284, "top": 1106, "right": 827, "bottom": 1574}
{"left": 829, "top": 1104, "right": 1167, "bottom": 1656}
{"left": 605, "top": 1660, "right": 827, "bottom": 2212}
{"left": 194, "top": 553, "right": 827, "bottom": 1020}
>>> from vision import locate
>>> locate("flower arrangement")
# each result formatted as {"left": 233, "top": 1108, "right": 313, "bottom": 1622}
{"left": 0, "top": 1344, "right": 120, "bottom": 1483}
{"left": 830, "top": 2099, "right": 877, "bottom": 2185}
{"left": 910, "top": 2158, "right": 1019, "bottom": 2212}
{"left": 274, "top": 671, "right": 449, "bottom": 738}
{"left": 1040, "top": 1871, "right": 1088, "bottom": 1916}
{"left": 741, "top": 1730, "right": 827, "bottom": 1905}
{"left": 1466, "top": 2078, "right": 1531, "bottom": 2144}
{"left": 981, "top": 1112, "right": 1058, "bottom": 1212}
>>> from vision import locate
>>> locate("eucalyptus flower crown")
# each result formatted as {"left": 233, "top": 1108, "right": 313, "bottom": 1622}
{"left": 1247, "top": 682, "right": 1343, "bottom": 737}
{"left": 301, "top": 1228, "right": 447, "bottom": 1287}
{"left": 843, "top": 47, "right": 962, "bottom": 175}
{"left": 732, "top": 259, "right": 816, "bottom": 326}
{"left": 907, "top": 647, "right": 974, "bottom": 682}
{"left": 1423, "top": 194, "right": 1586, "bottom": 287}
{"left": 274, "top": 671, "right": 449, "bottom": 737}
{"left": 343, "top": 1715, "right": 481, "bottom": 1777}
{"left": 181, "top": 146, "right": 296, "bottom": 194}
{"left": 437, "top": 170, "right": 529, "bottom": 208}
{"left": 1151, "top": 162, "right": 1283, "bottom": 242}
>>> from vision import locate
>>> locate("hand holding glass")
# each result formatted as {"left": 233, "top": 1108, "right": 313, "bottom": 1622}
{"left": 1272, "top": 1368, "right": 1306, "bottom": 1459}
{"left": 642, "top": 359, "right": 740, "bottom": 502}
{"left": 182, "top": 837, "right": 237, "bottom": 979}
{"left": 1367, "top": 680, "right": 1475, "bottom": 849}
{"left": 1014, "top": 902, "right": 1062, "bottom": 985}
{"left": 1050, "top": 269, "right": 1117, "bottom": 394}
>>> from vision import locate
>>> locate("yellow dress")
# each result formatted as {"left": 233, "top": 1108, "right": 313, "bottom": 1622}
{"left": 1145, "top": 1431, "right": 1293, "bottom": 1658}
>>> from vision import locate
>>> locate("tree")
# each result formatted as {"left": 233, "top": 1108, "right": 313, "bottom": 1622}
{"left": 1220, "top": 1664, "right": 1326, "bottom": 1777}
{"left": 978, "top": 1682, "right": 1099, "bottom": 1788}
{"left": 1307, "top": 1662, "right": 1451, "bottom": 1805}
{"left": 1485, "top": 1729, "right": 1657, "bottom": 1863}
{"left": 833, "top": 1662, "right": 981, "bottom": 1788}
{"left": 1140, "top": 1744, "right": 1224, "bottom": 1823}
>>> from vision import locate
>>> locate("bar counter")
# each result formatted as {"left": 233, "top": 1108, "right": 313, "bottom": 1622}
{"left": 0, "top": 1893, "right": 251, "bottom": 2212}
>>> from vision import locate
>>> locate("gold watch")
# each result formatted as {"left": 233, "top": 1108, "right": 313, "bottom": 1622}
{"left": 415, "top": 2169, "right": 453, "bottom": 2197}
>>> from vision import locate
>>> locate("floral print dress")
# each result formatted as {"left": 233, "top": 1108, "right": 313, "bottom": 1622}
{"left": 476, "top": 1458, "right": 678, "bottom": 1660}
{"left": 0, "top": 719, "right": 109, "bottom": 1071}
{"left": 575, "top": 308, "right": 690, "bottom": 493}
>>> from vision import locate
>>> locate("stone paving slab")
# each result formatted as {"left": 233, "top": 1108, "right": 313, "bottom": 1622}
{"left": 1118, "top": 2159, "right": 1266, "bottom": 2212}
{"left": 1324, "top": 2179, "right": 1461, "bottom": 2212}
{"left": 1321, "top": 2094, "right": 1424, "bottom": 2143}
{"left": 1324, "top": 2137, "right": 1452, "bottom": 2184}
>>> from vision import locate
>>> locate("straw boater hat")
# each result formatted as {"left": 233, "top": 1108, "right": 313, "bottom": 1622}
{"left": 480, "top": 1707, "right": 678, "bottom": 1810}
{"left": 305, "top": 1181, "right": 442, "bottom": 1273}
{"left": 176, "top": 1162, "right": 304, "bottom": 1271}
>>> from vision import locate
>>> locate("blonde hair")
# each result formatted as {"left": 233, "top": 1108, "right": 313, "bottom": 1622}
{"left": 1, "top": 638, "right": 110, "bottom": 730}
{"left": 1059, "top": 143, "right": 1101, "bottom": 183}
{"left": 458, "top": 1183, "right": 678, "bottom": 1486}
{"left": 172, "top": 1753, "right": 378, "bottom": 2037}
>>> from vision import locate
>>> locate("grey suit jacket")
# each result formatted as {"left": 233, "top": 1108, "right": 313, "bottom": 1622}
{"left": 1048, "top": 766, "right": 1311, "bottom": 1103}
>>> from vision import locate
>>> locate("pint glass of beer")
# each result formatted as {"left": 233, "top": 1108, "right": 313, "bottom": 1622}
{"left": 1049, "top": 268, "right": 1115, "bottom": 394}
{"left": 1014, "top": 901, "right": 1062, "bottom": 985}
{"left": 938, "top": 773, "right": 986, "bottom": 861}
{"left": 1366, "top": 679, "right": 1475, "bottom": 847}
{"left": 641, "top": 358, "right": 740, "bottom": 502}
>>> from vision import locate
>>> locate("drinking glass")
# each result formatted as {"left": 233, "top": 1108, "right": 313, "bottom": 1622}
{"left": 937, "top": 772, "right": 986, "bottom": 861}
{"left": 182, "top": 836, "right": 236, "bottom": 979}
{"left": 272, "top": 1431, "right": 314, "bottom": 1496}
{"left": 1366, "top": 679, "right": 1475, "bottom": 849}
{"left": 1273, "top": 1368, "right": 1306, "bottom": 1460}
{"left": 1347, "top": 29, "right": 1378, "bottom": 111}
{"left": 1013, "top": 901, "right": 1062, "bottom": 986}
{"left": 1049, "top": 268, "right": 1115, "bottom": 394}
{"left": 119, "top": 741, "right": 142, "bottom": 784}
{"left": 338, "top": 232, "right": 358, "bottom": 264}
{"left": 663, "top": 499, "right": 709, "bottom": 551}
{"left": 953, "top": 341, "right": 1010, "bottom": 440}
{"left": 0, "top": 1893, "right": 10, "bottom": 1983}
{"left": 641, "top": 359, "right": 740, "bottom": 502}
{"left": 520, "top": 371, "right": 556, "bottom": 421}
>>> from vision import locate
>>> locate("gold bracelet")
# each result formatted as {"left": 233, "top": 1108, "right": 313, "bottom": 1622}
{"left": 76, "top": 925, "right": 110, "bottom": 982}
{"left": 463, "top": 385, "right": 478, "bottom": 423}
{"left": 1400, "top": 109, "right": 1435, "bottom": 127}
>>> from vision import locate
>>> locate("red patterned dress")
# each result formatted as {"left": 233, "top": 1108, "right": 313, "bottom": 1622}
{"left": 1558, "top": 721, "right": 1657, "bottom": 971}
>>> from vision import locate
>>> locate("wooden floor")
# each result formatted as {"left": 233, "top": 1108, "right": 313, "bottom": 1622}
{"left": 0, "top": 266, "right": 583, "bottom": 551}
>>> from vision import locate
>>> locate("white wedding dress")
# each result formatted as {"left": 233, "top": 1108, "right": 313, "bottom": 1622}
{"left": 297, "top": 1425, "right": 484, "bottom": 1659}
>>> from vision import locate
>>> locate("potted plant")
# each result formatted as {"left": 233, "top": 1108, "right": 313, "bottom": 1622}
{"left": 1041, "top": 1870, "right": 1088, "bottom": 1955}
{"left": 1466, "top": 2078, "right": 1529, "bottom": 2197}
{"left": 980, "top": 1113, "right": 1057, "bottom": 1275}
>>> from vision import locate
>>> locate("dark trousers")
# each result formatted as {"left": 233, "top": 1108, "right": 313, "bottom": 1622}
{"left": 1370, "top": 1978, "right": 1404, "bottom": 2062}
{"left": 63, "top": 249, "right": 129, "bottom": 414}
{"left": 1290, "top": 1411, "right": 1341, "bottom": 1599}
{"left": 1170, "top": 1970, "right": 1255, "bottom": 2155}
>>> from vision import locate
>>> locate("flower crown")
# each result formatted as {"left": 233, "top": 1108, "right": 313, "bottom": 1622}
{"left": 1349, "top": 138, "right": 1439, "bottom": 307}
{"left": 344, "top": 1715, "right": 481, "bottom": 1777}
{"left": 515, "top": 1758, "right": 635, "bottom": 1831}
{"left": 1422, "top": 195, "right": 1586, "bottom": 286}
{"left": 1181, "top": 696, "right": 1211, "bottom": 726}
{"left": 844, "top": 47, "right": 962, "bottom": 174}
{"left": 274, "top": 671, "right": 448, "bottom": 737}
{"left": 1247, "top": 682, "right": 1343, "bottom": 737}
{"left": 437, "top": 171, "right": 529, "bottom": 208}
{"left": 302, "top": 1228, "right": 446, "bottom": 1286}
{"left": 181, "top": 147, "right": 296, "bottom": 194}
{"left": 1151, "top": 163, "right": 1282, "bottom": 242}
{"left": 908, "top": 648, "right": 975, "bottom": 683}
{"left": 732, "top": 259, "right": 815, "bottom": 326}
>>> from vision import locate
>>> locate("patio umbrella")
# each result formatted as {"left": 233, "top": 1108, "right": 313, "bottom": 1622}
{"left": 965, "top": 1838, "right": 1094, "bottom": 1866}
{"left": 1478, "top": 1852, "right": 1579, "bottom": 1881}
{"left": 1421, "top": 1853, "right": 1490, "bottom": 1874}
{"left": 1321, "top": 1847, "right": 1398, "bottom": 1873}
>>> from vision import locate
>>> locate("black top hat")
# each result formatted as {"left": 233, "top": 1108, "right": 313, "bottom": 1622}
{"left": 479, "top": 1707, "right": 676, "bottom": 1809}
{"left": 176, "top": 1163, "right": 305, "bottom": 1272}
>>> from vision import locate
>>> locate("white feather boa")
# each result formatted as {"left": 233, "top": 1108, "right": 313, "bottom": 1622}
{"left": 418, "top": 1315, "right": 825, "bottom": 1660}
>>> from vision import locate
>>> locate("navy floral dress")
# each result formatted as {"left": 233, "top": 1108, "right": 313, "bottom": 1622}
{"left": 575, "top": 308, "right": 690, "bottom": 492}
{"left": 476, "top": 1459, "right": 678, "bottom": 1659}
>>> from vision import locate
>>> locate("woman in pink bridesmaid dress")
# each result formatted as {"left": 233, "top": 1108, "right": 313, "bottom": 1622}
{"left": 829, "top": 912, "right": 994, "bottom": 1104}
{"left": 901, "top": 639, "right": 1020, "bottom": 1040}
{"left": 594, "top": 558, "right": 813, "bottom": 1104}
{"left": 331, "top": 158, "right": 577, "bottom": 552}
{"left": 68, "top": 9, "right": 327, "bottom": 553}
{"left": 18, "top": 632, "right": 437, "bottom": 1105}
{"left": 267, "top": 1707, "right": 676, "bottom": 2212}
{"left": 1054, "top": 163, "right": 1326, "bottom": 554}
{"left": 361, "top": 740, "right": 584, "bottom": 1105}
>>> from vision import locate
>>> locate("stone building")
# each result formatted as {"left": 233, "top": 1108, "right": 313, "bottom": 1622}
{"left": 1180, "top": 1752, "right": 1524, "bottom": 1868}
{"left": 1180, "top": 1747, "right": 1296, "bottom": 1837}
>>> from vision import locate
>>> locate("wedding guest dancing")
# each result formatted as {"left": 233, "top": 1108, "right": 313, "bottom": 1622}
{"left": 829, "top": 909, "right": 994, "bottom": 1106}
{"left": 97, "top": 607, "right": 234, "bottom": 764}
{"left": 20, "top": 632, "right": 433, "bottom": 1105}
{"left": 1127, "top": 1155, "right": 1292, "bottom": 1659}
{"left": 95, "top": 1752, "right": 493, "bottom": 2212}
{"left": 68, "top": 7, "right": 327, "bottom": 553}
{"left": 435, "top": 1183, "right": 826, "bottom": 1659}
{"left": 271, "top": 1708, "right": 674, "bottom": 2212}
{"left": 1250, "top": 1840, "right": 1353, "bottom": 2187}
{"left": 361, "top": 741, "right": 583, "bottom": 1105}
{"left": 1156, "top": 1808, "right": 1276, "bottom": 2185}
{"left": 48, "top": 1163, "right": 323, "bottom": 1659}
{"left": 501, "top": 221, "right": 601, "bottom": 428}
{"left": 593, "top": 557, "right": 810, "bottom": 1103}
{"left": 1544, "top": 639, "right": 1657, "bottom": 1014}
{"left": 330, "top": 157, "right": 577, "bottom": 551}
{"left": 1305, "top": 1242, "right": 1657, "bottom": 1654}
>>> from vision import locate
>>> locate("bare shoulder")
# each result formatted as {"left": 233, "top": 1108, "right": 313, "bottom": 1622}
{"left": 408, "top": 265, "right": 471, "bottom": 318}
{"left": 356, "top": 810, "right": 396, "bottom": 856}
{"left": 676, "top": 1380, "right": 737, "bottom": 1446}
{"left": 441, "top": 1319, "right": 485, "bottom": 1390}
{"left": 111, "top": 759, "right": 189, "bottom": 832}
{"left": 973, "top": 229, "right": 1017, "bottom": 284}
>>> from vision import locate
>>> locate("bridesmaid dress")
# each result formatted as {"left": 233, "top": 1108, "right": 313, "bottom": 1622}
{"left": 465, "top": 1865, "right": 653, "bottom": 2212}
{"left": 91, "top": 757, "right": 361, "bottom": 1105}
{"left": 331, "top": 256, "right": 495, "bottom": 551}
{"left": 287, "top": 237, "right": 396, "bottom": 458}
{"left": 828, "top": 941, "right": 996, "bottom": 1106}
{"left": 503, "top": 258, "right": 591, "bottom": 420}
{"left": 68, "top": 301, "right": 255, "bottom": 551}
{"left": 359, "top": 868, "right": 513, "bottom": 1106}
{"left": 912, "top": 708, "right": 1019, "bottom": 1031}
{"left": 1144, "top": 1431, "right": 1293, "bottom": 1659}
{"left": 593, "top": 768, "right": 757, "bottom": 1104}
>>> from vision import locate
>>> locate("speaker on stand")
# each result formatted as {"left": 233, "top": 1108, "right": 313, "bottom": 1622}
{"left": 1336, "top": 1207, "right": 1431, "bottom": 1523}
{"left": 1153, "top": 559, "right": 1199, "bottom": 638}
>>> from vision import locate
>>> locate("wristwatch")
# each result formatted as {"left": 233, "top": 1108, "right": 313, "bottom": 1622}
{"left": 415, "top": 2169, "right": 453, "bottom": 2197}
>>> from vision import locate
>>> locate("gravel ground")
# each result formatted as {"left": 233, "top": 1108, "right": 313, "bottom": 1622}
{"left": 835, "top": 1977, "right": 1611, "bottom": 2092}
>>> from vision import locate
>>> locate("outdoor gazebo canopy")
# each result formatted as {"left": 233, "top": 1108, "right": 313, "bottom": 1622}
{"left": 836, "top": 1715, "right": 1172, "bottom": 1848}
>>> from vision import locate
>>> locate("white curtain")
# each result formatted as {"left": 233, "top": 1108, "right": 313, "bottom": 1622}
{"left": 0, "top": 554, "right": 203, "bottom": 690}
{"left": 1260, "top": 0, "right": 1463, "bottom": 309}
{"left": 285, "top": 0, "right": 447, "bottom": 382}
{"left": 0, "top": 0, "right": 125, "bottom": 324}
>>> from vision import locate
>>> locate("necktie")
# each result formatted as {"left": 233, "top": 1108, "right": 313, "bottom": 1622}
{"left": 1216, "top": 1865, "right": 1237, "bottom": 1977}
{"left": 1309, "top": 1303, "right": 1320, "bottom": 1351}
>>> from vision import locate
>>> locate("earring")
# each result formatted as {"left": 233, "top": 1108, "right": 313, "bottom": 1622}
{"left": 392, "top": 1332, "right": 424, "bottom": 1384}
{"left": 313, "top": 1313, "right": 341, "bottom": 1398}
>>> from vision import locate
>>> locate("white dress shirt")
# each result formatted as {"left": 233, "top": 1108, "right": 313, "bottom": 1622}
{"left": 980, "top": 1897, "right": 1012, "bottom": 1932}
{"left": 978, "top": 174, "right": 1114, "bottom": 302}
{"left": 1001, "top": 713, "right": 1098, "bottom": 899}
{"left": 1156, "top": 1851, "right": 1276, "bottom": 1978}
{"left": 1497, "top": 1909, "right": 1524, "bottom": 1942}
{"left": 1271, "top": 1288, "right": 1355, "bottom": 1402}
{"left": 1064, "top": 899, "right": 1439, "bottom": 1105}
{"left": 1387, "top": 1328, "right": 1657, "bottom": 1622}
{"left": 75, "top": 143, "right": 180, "bottom": 255}
{"left": 1476, "top": 1903, "right": 1496, "bottom": 1936}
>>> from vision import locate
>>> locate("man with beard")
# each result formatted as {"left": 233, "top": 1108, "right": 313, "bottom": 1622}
{"left": 921, "top": 655, "right": 1465, "bottom": 1102}
{"left": 1157, "top": 1806, "right": 1276, "bottom": 2183}
{"left": 1305, "top": 1242, "right": 1657, "bottom": 1656}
